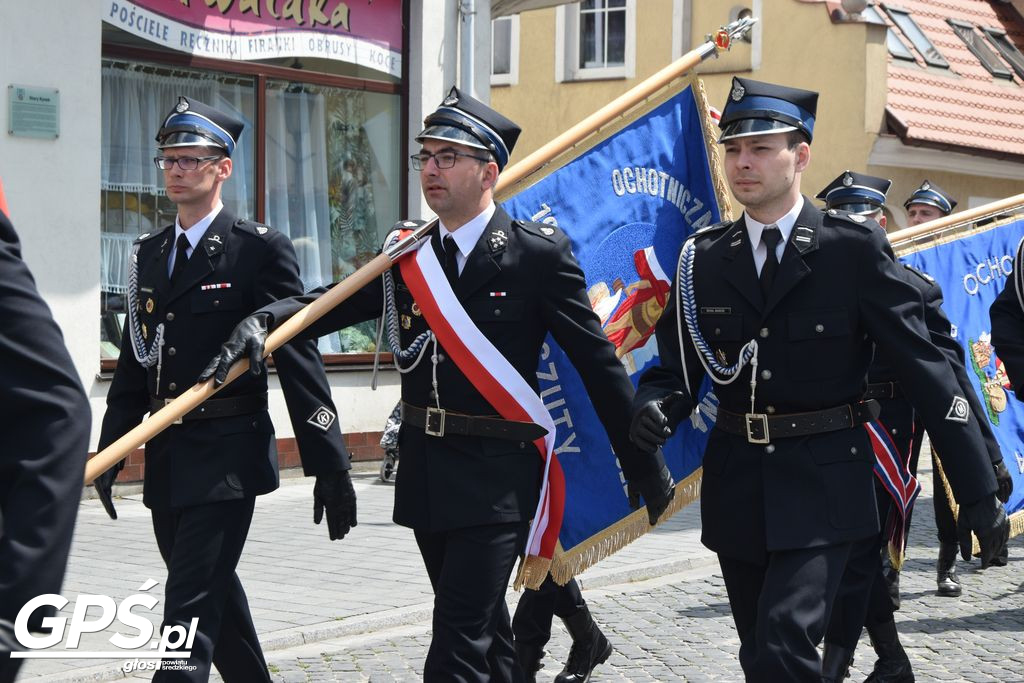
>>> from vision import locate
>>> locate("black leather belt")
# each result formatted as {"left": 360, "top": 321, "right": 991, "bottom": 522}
{"left": 716, "top": 400, "right": 880, "bottom": 444}
{"left": 150, "top": 393, "right": 268, "bottom": 423}
{"left": 863, "top": 381, "right": 902, "bottom": 400}
{"left": 402, "top": 402, "right": 548, "bottom": 441}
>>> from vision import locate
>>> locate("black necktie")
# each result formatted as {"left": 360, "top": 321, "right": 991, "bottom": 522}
{"left": 442, "top": 234, "right": 460, "bottom": 285}
{"left": 759, "top": 225, "right": 782, "bottom": 298}
{"left": 170, "top": 233, "right": 191, "bottom": 284}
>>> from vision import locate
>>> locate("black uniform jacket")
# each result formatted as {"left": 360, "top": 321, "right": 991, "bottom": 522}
{"left": 991, "top": 240, "right": 1024, "bottom": 401}
{"left": 98, "top": 209, "right": 348, "bottom": 509}
{"left": 635, "top": 199, "right": 997, "bottom": 564}
{"left": 260, "top": 206, "right": 652, "bottom": 532}
{"left": 0, "top": 210, "right": 91, "bottom": 633}
{"left": 875, "top": 266, "right": 1005, "bottom": 471}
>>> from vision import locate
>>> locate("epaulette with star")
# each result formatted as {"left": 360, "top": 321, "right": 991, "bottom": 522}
{"left": 233, "top": 218, "right": 274, "bottom": 238}
{"left": 134, "top": 225, "right": 171, "bottom": 244}
{"left": 514, "top": 219, "right": 562, "bottom": 243}
{"left": 902, "top": 263, "right": 936, "bottom": 285}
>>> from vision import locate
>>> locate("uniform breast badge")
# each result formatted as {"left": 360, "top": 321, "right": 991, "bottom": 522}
{"left": 716, "top": 349, "right": 728, "bottom": 365}
{"left": 145, "top": 298, "right": 155, "bottom": 313}
{"left": 401, "top": 314, "right": 412, "bottom": 330}
{"left": 411, "top": 302, "right": 422, "bottom": 317}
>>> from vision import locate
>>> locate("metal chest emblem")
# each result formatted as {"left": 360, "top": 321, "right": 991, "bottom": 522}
{"left": 145, "top": 298, "right": 155, "bottom": 313}
{"left": 142, "top": 323, "right": 148, "bottom": 340}
{"left": 731, "top": 82, "right": 745, "bottom": 102}
{"left": 401, "top": 314, "right": 412, "bottom": 330}
{"left": 716, "top": 349, "right": 727, "bottom": 364}
{"left": 411, "top": 302, "right": 422, "bottom": 317}
{"left": 488, "top": 229, "right": 507, "bottom": 251}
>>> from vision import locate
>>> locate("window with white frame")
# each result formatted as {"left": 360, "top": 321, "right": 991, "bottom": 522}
{"left": 557, "top": 1, "right": 636, "bottom": 82}
{"left": 491, "top": 15, "right": 520, "bottom": 86}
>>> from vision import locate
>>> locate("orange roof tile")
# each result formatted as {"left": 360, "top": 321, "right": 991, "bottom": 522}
{"left": 878, "top": 0, "right": 1024, "bottom": 158}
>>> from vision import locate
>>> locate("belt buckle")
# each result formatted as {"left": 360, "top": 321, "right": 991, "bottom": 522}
{"left": 745, "top": 413, "right": 770, "bottom": 444}
{"left": 165, "top": 398, "right": 183, "bottom": 425}
{"left": 425, "top": 407, "right": 446, "bottom": 437}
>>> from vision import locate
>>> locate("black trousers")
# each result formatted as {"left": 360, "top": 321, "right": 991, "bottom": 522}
{"left": 512, "top": 575, "right": 586, "bottom": 648}
{"left": 415, "top": 522, "right": 528, "bottom": 683}
{"left": 150, "top": 498, "right": 270, "bottom": 683}
{"left": 718, "top": 542, "right": 855, "bottom": 683}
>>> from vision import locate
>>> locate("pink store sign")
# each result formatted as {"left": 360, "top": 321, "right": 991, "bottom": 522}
{"left": 104, "top": 0, "right": 402, "bottom": 77}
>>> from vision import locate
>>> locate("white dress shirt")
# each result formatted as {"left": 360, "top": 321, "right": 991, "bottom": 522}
{"left": 438, "top": 202, "right": 497, "bottom": 275}
{"left": 745, "top": 195, "right": 804, "bottom": 275}
{"left": 168, "top": 201, "right": 223, "bottom": 276}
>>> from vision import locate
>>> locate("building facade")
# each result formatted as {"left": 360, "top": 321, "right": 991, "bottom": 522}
{"left": 0, "top": 0, "right": 497, "bottom": 478}
{"left": 492, "top": 0, "right": 1024, "bottom": 227}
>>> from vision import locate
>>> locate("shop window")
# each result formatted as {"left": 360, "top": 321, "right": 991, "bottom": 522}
{"left": 949, "top": 20, "right": 1012, "bottom": 79}
{"left": 491, "top": 15, "right": 520, "bottom": 86}
{"left": 557, "top": 0, "right": 636, "bottom": 82}
{"left": 984, "top": 27, "right": 1024, "bottom": 80}
{"left": 882, "top": 6, "right": 949, "bottom": 68}
{"left": 100, "top": 59, "right": 401, "bottom": 359}
{"left": 100, "top": 61, "right": 256, "bottom": 358}
{"left": 264, "top": 81, "right": 401, "bottom": 353}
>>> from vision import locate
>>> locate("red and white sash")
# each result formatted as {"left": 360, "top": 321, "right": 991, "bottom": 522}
{"left": 398, "top": 233, "right": 564, "bottom": 573}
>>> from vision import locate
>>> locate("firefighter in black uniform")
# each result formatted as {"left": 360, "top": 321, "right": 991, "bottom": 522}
{"left": 93, "top": 96, "right": 356, "bottom": 682}
{"left": 0, "top": 199, "right": 91, "bottom": 683}
{"left": 630, "top": 78, "right": 1008, "bottom": 682}
{"left": 816, "top": 171, "right": 1012, "bottom": 682}
{"left": 203, "top": 87, "right": 674, "bottom": 683}
{"left": 902, "top": 180, "right": 983, "bottom": 599}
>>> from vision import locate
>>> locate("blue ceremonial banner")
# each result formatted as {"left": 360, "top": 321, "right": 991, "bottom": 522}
{"left": 501, "top": 80, "right": 728, "bottom": 581}
{"left": 901, "top": 219, "right": 1024, "bottom": 524}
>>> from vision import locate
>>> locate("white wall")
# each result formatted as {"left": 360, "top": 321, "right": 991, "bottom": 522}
{"left": 0, "top": 1, "right": 103, "bottom": 426}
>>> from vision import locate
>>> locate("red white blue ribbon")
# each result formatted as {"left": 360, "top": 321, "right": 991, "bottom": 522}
{"left": 398, "top": 235, "right": 563, "bottom": 562}
{"left": 865, "top": 420, "right": 921, "bottom": 564}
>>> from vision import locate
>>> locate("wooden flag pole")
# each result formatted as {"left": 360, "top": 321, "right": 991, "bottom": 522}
{"left": 84, "top": 17, "right": 757, "bottom": 485}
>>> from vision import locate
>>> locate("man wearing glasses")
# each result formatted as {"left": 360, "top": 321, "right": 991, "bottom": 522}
{"left": 204, "top": 86, "right": 674, "bottom": 682}
{"left": 94, "top": 95, "right": 356, "bottom": 682}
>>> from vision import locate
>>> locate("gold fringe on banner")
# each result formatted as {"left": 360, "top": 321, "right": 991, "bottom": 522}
{"left": 515, "top": 468, "right": 703, "bottom": 590}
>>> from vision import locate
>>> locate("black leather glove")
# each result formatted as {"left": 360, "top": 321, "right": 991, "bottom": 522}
{"left": 993, "top": 460, "right": 1013, "bottom": 504}
{"left": 627, "top": 450, "right": 676, "bottom": 525}
{"left": 93, "top": 458, "right": 125, "bottom": 520}
{"left": 630, "top": 392, "right": 685, "bottom": 453}
{"left": 199, "top": 313, "right": 270, "bottom": 387}
{"left": 313, "top": 470, "right": 358, "bottom": 541}
{"left": 956, "top": 493, "right": 1010, "bottom": 568}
